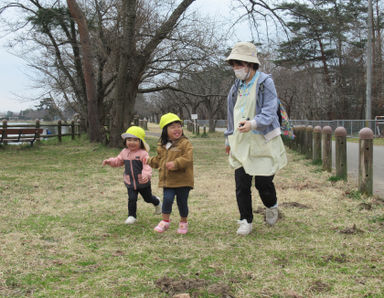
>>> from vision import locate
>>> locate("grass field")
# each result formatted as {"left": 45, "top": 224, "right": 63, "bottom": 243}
{"left": 0, "top": 125, "right": 383, "bottom": 297}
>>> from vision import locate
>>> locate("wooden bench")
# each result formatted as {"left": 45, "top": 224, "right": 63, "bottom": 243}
{"left": 0, "top": 128, "right": 44, "bottom": 146}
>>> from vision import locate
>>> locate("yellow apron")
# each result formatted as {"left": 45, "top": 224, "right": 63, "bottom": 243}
{"left": 228, "top": 74, "right": 287, "bottom": 176}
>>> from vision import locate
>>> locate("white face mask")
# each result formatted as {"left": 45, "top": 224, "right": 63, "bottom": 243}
{"left": 234, "top": 67, "right": 250, "bottom": 81}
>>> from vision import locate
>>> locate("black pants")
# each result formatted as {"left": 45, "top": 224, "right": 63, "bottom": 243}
{"left": 235, "top": 167, "right": 277, "bottom": 223}
{"left": 127, "top": 186, "right": 160, "bottom": 218}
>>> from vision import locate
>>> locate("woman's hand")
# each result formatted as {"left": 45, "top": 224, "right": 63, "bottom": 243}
{"left": 225, "top": 145, "right": 230, "bottom": 155}
{"left": 238, "top": 120, "right": 251, "bottom": 133}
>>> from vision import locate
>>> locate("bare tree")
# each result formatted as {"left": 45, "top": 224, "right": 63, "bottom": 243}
{"left": 67, "top": 0, "right": 102, "bottom": 142}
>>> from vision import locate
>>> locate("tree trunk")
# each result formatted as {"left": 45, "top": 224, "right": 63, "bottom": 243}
{"left": 67, "top": 0, "right": 103, "bottom": 142}
{"left": 109, "top": 0, "right": 196, "bottom": 147}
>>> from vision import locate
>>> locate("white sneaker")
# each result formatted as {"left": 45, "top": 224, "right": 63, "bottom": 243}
{"left": 266, "top": 207, "right": 278, "bottom": 226}
{"left": 154, "top": 196, "right": 162, "bottom": 215}
{"left": 124, "top": 216, "right": 136, "bottom": 224}
{"left": 236, "top": 219, "right": 252, "bottom": 235}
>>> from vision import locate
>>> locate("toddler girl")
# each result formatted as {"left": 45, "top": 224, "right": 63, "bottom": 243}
{"left": 148, "top": 113, "right": 194, "bottom": 234}
{"left": 102, "top": 126, "right": 161, "bottom": 224}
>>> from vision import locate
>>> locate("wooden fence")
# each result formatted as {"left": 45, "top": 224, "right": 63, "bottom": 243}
{"left": 1, "top": 119, "right": 81, "bottom": 144}
{"left": 284, "top": 125, "right": 374, "bottom": 196}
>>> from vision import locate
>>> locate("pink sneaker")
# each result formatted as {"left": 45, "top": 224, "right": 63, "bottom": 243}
{"left": 154, "top": 220, "right": 170, "bottom": 233}
{"left": 177, "top": 222, "right": 188, "bottom": 234}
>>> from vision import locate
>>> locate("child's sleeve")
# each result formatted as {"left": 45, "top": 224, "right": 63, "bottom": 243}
{"left": 104, "top": 150, "right": 125, "bottom": 167}
{"left": 147, "top": 146, "right": 161, "bottom": 169}
{"left": 173, "top": 141, "right": 193, "bottom": 170}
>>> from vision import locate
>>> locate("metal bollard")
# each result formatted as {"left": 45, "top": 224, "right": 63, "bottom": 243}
{"left": 358, "top": 128, "right": 373, "bottom": 195}
{"left": 313, "top": 126, "right": 322, "bottom": 163}
{"left": 322, "top": 126, "right": 332, "bottom": 172}
{"left": 335, "top": 127, "right": 347, "bottom": 180}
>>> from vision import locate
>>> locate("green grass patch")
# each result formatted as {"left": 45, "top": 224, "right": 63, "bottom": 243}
{"left": 0, "top": 124, "right": 383, "bottom": 297}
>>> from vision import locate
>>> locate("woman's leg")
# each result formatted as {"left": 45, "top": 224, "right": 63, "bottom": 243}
{"left": 254, "top": 175, "right": 277, "bottom": 208}
{"left": 235, "top": 167, "right": 253, "bottom": 223}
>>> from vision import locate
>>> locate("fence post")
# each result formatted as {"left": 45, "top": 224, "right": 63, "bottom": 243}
{"left": 313, "top": 126, "right": 322, "bottom": 163}
{"left": 71, "top": 120, "right": 75, "bottom": 140}
{"left": 35, "top": 119, "right": 41, "bottom": 143}
{"left": 292, "top": 126, "right": 298, "bottom": 151}
{"left": 322, "top": 126, "right": 332, "bottom": 172}
{"left": 358, "top": 128, "right": 373, "bottom": 195}
{"left": 2, "top": 119, "right": 7, "bottom": 145}
{"left": 76, "top": 120, "right": 81, "bottom": 137}
{"left": 335, "top": 127, "right": 347, "bottom": 180}
{"left": 300, "top": 126, "right": 306, "bottom": 154}
{"left": 305, "top": 125, "right": 313, "bottom": 159}
{"left": 196, "top": 124, "right": 200, "bottom": 135}
{"left": 58, "top": 120, "right": 62, "bottom": 142}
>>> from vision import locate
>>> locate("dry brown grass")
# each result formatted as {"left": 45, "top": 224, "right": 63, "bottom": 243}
{"left": 0, "top": 125, "right": 383, "bottom": 297}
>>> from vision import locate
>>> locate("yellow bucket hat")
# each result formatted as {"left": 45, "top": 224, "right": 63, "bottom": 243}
{"left": 159, "top": 113, "right": 181, "bottom": 129}
{"left": 121, "top": 126, "right": 150, "bottom": 152}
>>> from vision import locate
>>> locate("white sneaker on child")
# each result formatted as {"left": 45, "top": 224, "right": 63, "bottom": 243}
{"left": 265, "top": 207, "right": 278, "bottom": 226}
{"left": 237, "top": 219, "right": 252, "bottom": 235}
{"left": 154, "top": 196, "right": 162, "bottom": 215}
{"left": 124, "top": 216, "right": 136, "bottom": 224}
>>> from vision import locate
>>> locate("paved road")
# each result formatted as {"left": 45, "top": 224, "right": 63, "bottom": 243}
{"left": 332, "top": 141, "right": 384, "bottom": 197}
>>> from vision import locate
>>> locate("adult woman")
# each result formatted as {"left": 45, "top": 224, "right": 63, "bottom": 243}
{"left": 224, "top": 42, "right": 287, "bottom": 235}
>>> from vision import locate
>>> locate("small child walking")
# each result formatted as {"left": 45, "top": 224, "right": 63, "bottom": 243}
{"left": 148, "top": 113, "right": 194, "bottom": 234}
{"left": 102, "top": 126, "right": 161, "bottom": 224}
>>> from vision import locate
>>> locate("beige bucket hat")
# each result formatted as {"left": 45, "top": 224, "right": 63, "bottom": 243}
{"left": 226, "top": 42, "right": 260, "bottom": 65}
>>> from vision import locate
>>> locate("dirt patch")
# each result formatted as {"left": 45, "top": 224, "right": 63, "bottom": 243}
{"left": 207, "top": 283, "right": 234, "bottom": 297}
{"left": 156, "top": 277, "right": 206, "bottom": 295}
{"left": 156, "top": 276, "right": 234, "bottom": 297}
{"left": 358, "top": 203, "right": 372, "bottom": 210}
{"left": 308, "top": 280, "right": 331, "bottom": 293}
{"left": 322, "top": 253, "right": 347, "bottom": 263}
{"left": 339, "top": 224, "right": 364, "bottom": 234}
{"left": 373, "top": 197, "right": 384, "bottom": 205}
{"left": 280, "top": 202, "right": 311, "bottom": 209}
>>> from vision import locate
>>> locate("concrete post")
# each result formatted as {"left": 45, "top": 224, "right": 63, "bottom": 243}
{"left": 322, "top": 126, "right": 332, "bottom": 172}
{"left": 358, "top": 128, "right": 373, "bottom": 195}
{"left": 313, "top": 126, "right": 322, "bottom": 163}
{"left": 335, "top": 127, "right": 347, "bottom": 180}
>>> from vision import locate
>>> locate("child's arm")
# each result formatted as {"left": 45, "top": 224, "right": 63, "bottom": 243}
{"left": 170, "top": 141, "right": 193, "bottom": 170}
{"left": 139, "top": 151, "right": 152, "bottom": 183}
{"left": 102, "top": 151, "right": 124, "bottom": 167}
{"left": 147, "top": 146, "right": 162, "bottom": 169}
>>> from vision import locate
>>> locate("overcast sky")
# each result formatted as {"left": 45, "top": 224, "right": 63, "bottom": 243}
{"left": 0, "top": 0, "right": 251, "bottom": 113}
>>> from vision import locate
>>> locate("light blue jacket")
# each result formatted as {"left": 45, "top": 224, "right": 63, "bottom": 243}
{"left": 224, "top": 72, "right": 281, "bottom": 142}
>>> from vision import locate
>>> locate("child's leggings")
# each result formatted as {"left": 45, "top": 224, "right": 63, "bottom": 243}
{"left": 127, "top": 186, "right": 160, "bottom": 218}
{"left": 162, "top": 187, "right": 191, "bottom": 217}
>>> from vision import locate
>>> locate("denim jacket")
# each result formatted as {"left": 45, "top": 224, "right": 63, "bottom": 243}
{"left": 224, "top": 72, "right": 281, "bottom": 143}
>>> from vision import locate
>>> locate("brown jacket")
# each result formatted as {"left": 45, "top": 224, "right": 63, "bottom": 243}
{"left": 148, "top": 136, "right": 194, "bottom": 188}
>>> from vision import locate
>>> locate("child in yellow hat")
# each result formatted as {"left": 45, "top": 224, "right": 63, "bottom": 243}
{"left": 102, "top": 126, "right": 161, "bottom": 224}
{"left": 147, "top": 113, "right": 194, "bottom": 234}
